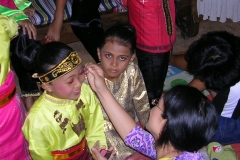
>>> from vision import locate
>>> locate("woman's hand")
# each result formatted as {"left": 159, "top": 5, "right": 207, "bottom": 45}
{"left": 84, "top": 63, "right": 107, "bottom": 93}
{"left": 18, "top": 20, "right": 37, "bottom": 40}
{"left": 23, "top": 8, "right": 35, "bottom": 18}
{"left": 91, "top": 141, "right": 116, "bottom": 160}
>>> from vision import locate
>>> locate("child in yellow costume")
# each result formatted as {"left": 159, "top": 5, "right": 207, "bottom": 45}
{"left": 0, "top": 15, "right": 31, "bottom": 160}
{"left": 22, "top": 42, "right": 107, "bottom": 159}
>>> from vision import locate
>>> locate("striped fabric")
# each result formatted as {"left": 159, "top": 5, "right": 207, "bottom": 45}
{"left": 29, "top": 0, "right": 121, "bottom": 25}
{"left": 99, "top": 0, "right": 117, "bottom": 12}
{"left": 114, "top": 0, "right": 128, "bottom": 12}
{"left": 29, "top": 0, "right": 72, "bottom": 25}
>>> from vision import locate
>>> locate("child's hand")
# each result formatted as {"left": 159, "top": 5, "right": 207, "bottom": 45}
{"left": 91, "top": 141, "right": 116, "bottom": 160}
{"left": 23, "top": 8, "right": 35, "bottom": 18}
{"left": 84, "top": 63, "right": 107, "bottom": 93}
{"left": 18, "top": 20, "right": 37, "bottom": 40}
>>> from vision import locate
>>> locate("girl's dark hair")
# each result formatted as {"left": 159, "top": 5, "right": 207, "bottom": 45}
{"left": 185, "top": 31, "right": 240, "bottom": 90}
{"left": 22, "top": 42, "right": 74, "bottom": 76}
{"left": 157, "top": 85, "right": 218, "bottom": 152}
{"left": 98, "top": 24, "right": 136, "bottom": 54}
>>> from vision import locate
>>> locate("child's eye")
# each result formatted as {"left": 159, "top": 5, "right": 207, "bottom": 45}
{"left": 120, "top": 57, "right": 126, "bottom": 61}
{"left": 105, "top": 54, "right": 112, "bottom": 58}
{"left": 67, "top": 79, "right": 74, "bottom": 84}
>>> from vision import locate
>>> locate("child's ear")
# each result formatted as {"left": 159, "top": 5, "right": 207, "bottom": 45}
{"left": 97, "top": 48, "right": 101, "bottom": 61}
{"left": 130, "top": 53, "right": 136, "bottom": 62}
{"left": 41, "top": 83, "right": 52, "bottom": 93}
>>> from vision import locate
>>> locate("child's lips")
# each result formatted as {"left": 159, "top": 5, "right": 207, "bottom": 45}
{"left": 73, "top": 89, "right": 80, "bottom": 95}
{"left": 109, "top": 69, "right": 118, "bottom": 73}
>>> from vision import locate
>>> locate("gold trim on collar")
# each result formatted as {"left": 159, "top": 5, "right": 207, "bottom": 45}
{"left": 32, "top": 52, "right": 82, "bottom": 83}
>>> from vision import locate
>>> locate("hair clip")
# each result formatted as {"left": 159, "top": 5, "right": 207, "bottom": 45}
{"left": 198, "top": 99, "right": 206, "bottom": 115}
{"left": 32, "top": 73, "right": 39, "bottom": 78}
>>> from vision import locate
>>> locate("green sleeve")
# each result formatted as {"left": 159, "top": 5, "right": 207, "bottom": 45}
{"left": 22, "top": 110, "right": 54, "bottom": 159}
{"left": 0, "top": 0, "right": 31, "bottom": 22}
{"left": 0, "top": 15, "right": 18, "bottom": 85}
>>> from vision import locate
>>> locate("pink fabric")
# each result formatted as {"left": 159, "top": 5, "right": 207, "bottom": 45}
{"left": 128, "top": 0, "right": 176, "bottom": 53}
{"left": 0, "top": 71, "right": 31, "bottom": 160}
{"left": 0, "top": 0, "right": 17, "bottom": 9}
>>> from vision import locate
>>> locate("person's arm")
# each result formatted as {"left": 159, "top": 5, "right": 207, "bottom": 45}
{"left": 45, "top": 0, "right": 67, "bottom": 42}
{"left": 188, "top": 78, "right": 206, "bottom": 91}
{"left": 85, "top": 64, "right": 137, "bottom": 140}
{"left": 169, "top": 54, "right": 187, "bottom": 71}
{"left": 169, "top": 55, "right": 207, "bottom": 92}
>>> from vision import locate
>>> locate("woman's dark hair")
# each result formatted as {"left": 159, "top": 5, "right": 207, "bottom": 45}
{"left": 98, "top": 24, "right": 136, "bottom": 54}
{"left": 185, "top": 31, "right": 240, "bottom": 90}
{"left": 157, "top": 85, "right": 218, "bottom": 152}
{"left": 22, "top": 42, "right": 74, "bottom": 76}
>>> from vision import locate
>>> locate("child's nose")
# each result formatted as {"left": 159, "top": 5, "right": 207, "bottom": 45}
{"left": 111, "top": 58, "right": 118, "bottom": 67}
{"left": 75, "top": 78, "right": 81, "bottom": 88}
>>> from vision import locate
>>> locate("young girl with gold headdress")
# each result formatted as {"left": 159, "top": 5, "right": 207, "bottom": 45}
{"left": 21, "top": 42, "right": 108, "bottom": 159}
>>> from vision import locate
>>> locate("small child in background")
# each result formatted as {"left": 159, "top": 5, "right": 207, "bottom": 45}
{"left": 0, "top": 0, "right": 41, "bottom": 111}
{"left": 184, "top": 31, "right": 240, "bottom": 144}
{"left": 0, "top": 15, "right": 31, "bottom": 160}
{"left": 21, "top": 42, "right": 107, "bottom": 159}
{"left": 96, "top": 24, "right": 151, "bottom": 159}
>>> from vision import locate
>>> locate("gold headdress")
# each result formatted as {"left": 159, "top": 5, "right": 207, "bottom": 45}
{"left": 32, "top": 52, "right": 82, "bottom": 83}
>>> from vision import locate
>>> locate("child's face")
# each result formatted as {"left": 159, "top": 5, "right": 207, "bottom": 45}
{"left": 146, "top": 97, "right": 167, "bottom": 140}
{"left": 98, "top": 41, "right": 134, "bottom": 82}
{"left": 42, "top": 65, "right": 85, "bottom": 100}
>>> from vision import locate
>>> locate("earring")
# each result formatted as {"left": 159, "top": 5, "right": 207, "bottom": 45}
{"left": 151, "top": 98, "right": 159, "bottom": 106}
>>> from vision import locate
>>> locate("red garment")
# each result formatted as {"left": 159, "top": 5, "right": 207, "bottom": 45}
{"left": 51, "top": 138, "right": 92, "bottom": 160}
{"left": 128, "top": 0, "right": 176, "bottom": 53}
{"left": 0, "top": 0, "right": 17, "bottom": 9}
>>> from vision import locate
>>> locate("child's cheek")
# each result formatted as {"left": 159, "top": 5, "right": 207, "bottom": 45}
{"left": 55, "top": 84, "right": 70, "bottom": 94}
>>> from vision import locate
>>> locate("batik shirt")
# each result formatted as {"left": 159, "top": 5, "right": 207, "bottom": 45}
{"left": 22, "top": 83, "right": 107, "bottom": 160}
{"left": 125, "top": 126, "right": 204, "bottom": 160}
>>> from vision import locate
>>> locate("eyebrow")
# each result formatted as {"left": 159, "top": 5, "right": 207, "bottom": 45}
{"left": 64, "top": 65, "right": 84, "bottom": 81}
{"left": 103, "top": 51, "right": 130, "bottom": 57}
